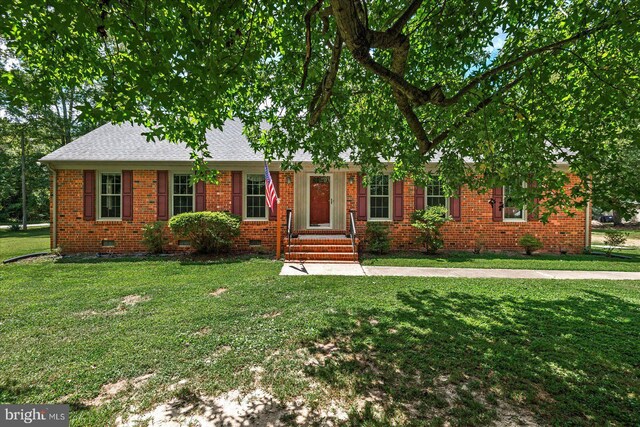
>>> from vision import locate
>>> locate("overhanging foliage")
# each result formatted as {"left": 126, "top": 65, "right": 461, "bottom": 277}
{"left": 1, "top": 0, "right": 638, "bottom": 218}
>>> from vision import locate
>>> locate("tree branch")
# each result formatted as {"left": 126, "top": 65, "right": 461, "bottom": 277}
{"left": 388, "top": 0, "right": 423, "bottom": 34}
{"left": 388, "top": 32, "right": 430, "bottom": 152}
{"left": 428, "top": 74, "right": 525, "bottom": 152}
{"left": 301, "top": 0, "right": 325, "bottom": 91}
{"left": 309, "top": 32, "right": 343, "bottom": 126}
{"left": 442, "top": 24, "right": 609, "bottom": 106}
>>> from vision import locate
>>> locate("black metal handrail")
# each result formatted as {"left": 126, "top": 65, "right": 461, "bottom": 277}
{"left": 349, "top": 209, "right": 357, "bottom": 257}
{"left": 286, "top": 209, "right": 293, "bottom": 256}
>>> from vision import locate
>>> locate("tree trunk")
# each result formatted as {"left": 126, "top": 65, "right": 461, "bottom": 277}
{"left": 21, "top": 129, "right": 27, "bottom": 230}
{"left": 612, "top": 210, "right": 622, "bottom": 226}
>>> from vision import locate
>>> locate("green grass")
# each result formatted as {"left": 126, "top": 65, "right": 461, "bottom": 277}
{"left": 1, "top": 255, "right": 639, "bottom": 426}
{"left": 362, "top": 250, "right": 640, "bottom": 271}
{"left": 0, "top": 226, "right": 50, "bottom": 260}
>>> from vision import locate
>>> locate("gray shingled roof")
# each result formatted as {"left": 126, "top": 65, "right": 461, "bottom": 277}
{"left": 39, "top": 119, "right": 569, "bottom": 166}
{"left": 39, "top": 119, "right": 316, "bottom": 163}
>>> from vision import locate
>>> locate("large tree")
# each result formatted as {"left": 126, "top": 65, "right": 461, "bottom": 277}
{"left": 1, "top": 1, "right": 638, "bottom": 218}
{"left": 0, "top": 50, "right": 103, "bottom": 225}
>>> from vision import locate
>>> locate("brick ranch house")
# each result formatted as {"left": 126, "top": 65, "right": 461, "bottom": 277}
{"left": 39, "top": 119, "right": 591, "bottom": 261}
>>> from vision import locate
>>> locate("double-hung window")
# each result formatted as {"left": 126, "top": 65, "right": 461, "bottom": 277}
{"left": 425, "top": 179, "right": 449, "bottom": 209}
{"left": 368, "top": 175, "right": 391, "bottom": 220}
{"left": 99, "top": 173, "right": 122, "bottom": 219}
{"left": 503, "top": 185, "right": 526, "bottom": 221}
{"left": 172, "top": 174, "right": 194, "bottom": 216}
{"left": 246, "top": 174, "right": 267, "bottom": 220}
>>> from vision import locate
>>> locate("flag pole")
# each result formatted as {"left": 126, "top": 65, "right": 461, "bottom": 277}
{"left": 276, "top": 197, "right": 282, "bottom": 260}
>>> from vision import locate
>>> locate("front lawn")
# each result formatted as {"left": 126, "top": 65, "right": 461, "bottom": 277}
{"left": 1, "top": 256, "right": 639, "bottom": 426}
{"left": 362, "top": 250, "right": 640, "bottom": 271}
{"left": 0, "top": 226, "right": 50, "bottom": 260}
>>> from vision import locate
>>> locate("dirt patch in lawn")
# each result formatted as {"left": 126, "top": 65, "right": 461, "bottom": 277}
{"left": 304, "top": 340, "right": 540, "bottom": 426}
{"left": 73, "top": 295, "right": 151, "bottom": 318}
{"left": 83, "top": 373, "right": 154, "bottom": 407}
{"left": 203, "top": 345, "right": 232, "bottom": 365}
{"left": 425, "top": 375, "right": 541, "bottom": 426}
{"left": 209, "top": 288, "right": 228, "bottom": 297}
{"left": 262, "top": 311, "right": 281, "bottom": 319}
{"left": 116, "top": 388, "right": 348, "bottom": 427}
{"left": 121, "top": 294, "right": 151, "bottom": 306}
{"left": 194, "top": 326, "right": 212, "bottom": 337}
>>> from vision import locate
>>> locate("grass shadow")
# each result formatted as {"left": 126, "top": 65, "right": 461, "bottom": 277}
{"left": 364, "top": 250, "right": 640, "bottom": 265}
{"left": 303, "top": 289, "right": 640, "bottom": 425}
{"left": 54, "top": 253, "right": 274, "bottom": 266}
{"left": 0, "top": 227, "right": 50, "bottom": 239}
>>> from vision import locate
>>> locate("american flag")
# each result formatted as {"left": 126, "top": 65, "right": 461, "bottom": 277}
{"left": 264, "top": 161, "right": 278, "bottom": 212}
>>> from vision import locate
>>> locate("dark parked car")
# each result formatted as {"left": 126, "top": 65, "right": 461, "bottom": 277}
{"left": 599, "top": 215, "right": 615, "bottom": 223}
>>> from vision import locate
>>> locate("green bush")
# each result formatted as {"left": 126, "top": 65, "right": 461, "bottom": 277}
{"left": 518, "top": 233, "right": 543, "bottom": 255}
{"left": 411, "top": 206, "right": 451, "bottom": 254}
{"left": 169, "top": 211, "right": 241, "bottom": 254}
{"left": 365, "top": 222, "right": 391, "bottom": 254}
{"left": 603, "top": 230, "right": 629, "bottom": 256}
{"left": 141, "top": 221, "right": 169, "bottom": 254}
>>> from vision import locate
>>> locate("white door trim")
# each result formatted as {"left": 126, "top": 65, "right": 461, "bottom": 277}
{"left": 307, "top": 173, "right": 333, "bottom": 229}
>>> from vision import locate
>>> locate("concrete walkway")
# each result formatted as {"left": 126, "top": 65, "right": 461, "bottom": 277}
{"left": 280, "top": 262, "right": 640, "bottom": 280}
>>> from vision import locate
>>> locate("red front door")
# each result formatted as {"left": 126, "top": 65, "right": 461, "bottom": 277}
{"left": 309, "top": 176, "right": 331, "bottom": 227}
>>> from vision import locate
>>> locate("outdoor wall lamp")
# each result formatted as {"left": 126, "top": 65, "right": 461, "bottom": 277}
{"left": 286, "top": 175, "right": 292, "bottom": 184}
{"left": 348, "top": 175, "right": 355, "bottom": 184}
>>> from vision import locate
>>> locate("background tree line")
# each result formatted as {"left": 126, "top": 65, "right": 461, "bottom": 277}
{"left": 1, "top": 48, "right": 102, "bottom": 227}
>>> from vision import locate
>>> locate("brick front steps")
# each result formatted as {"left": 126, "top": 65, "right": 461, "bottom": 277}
{"left": 285, "top": 234, "right": 358, "bottom": 262}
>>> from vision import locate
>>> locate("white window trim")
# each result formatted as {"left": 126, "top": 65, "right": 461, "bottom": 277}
{"left": 367, "top": 174, "right": 393, "bottom": 222}
{"left": 97, "top": 171, "right": 122, "bottom": 221}
{"left": 424, "top": 181, "right": 450, "bottom": 210}
{"left": 503, "top": 184, "right": 527, "bottom": 222}
{"left": 243, "top": 172, "right": 269, "bottom": 221}
{"left": 170, "top": 172, "right": 196, "bottom": 217}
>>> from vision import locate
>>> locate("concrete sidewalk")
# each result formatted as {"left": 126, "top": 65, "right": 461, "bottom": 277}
{"left": 280, "top": 262, "right": 640, "bottom": 280}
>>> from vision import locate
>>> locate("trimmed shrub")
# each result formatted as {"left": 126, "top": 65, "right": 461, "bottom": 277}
{"left": 169, "top": 211, "right": 241, "bottom": 254}
{"left": 365, "top": 222, "right": 391, "bottom": 254}
{"left": 603, "top": 230, "right": 628, "bottom": 256}
{"left": 142, "top": 221, "right": 168, "bottom": 254}
{"left": 411, "top": 206, "right": 452, "bottom": 254}
{"left": 518, "top": 233, "right": 543, "bottom": 255}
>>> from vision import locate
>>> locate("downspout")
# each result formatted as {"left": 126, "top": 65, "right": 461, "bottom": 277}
{"left": 46, "top": 165, "right": 57, "bottom": 250}
{"left": 585, "top": 174, "right": 592, "bottom": 251}
{"left": 585, "top": 199, "right": 591, "bottom": 250}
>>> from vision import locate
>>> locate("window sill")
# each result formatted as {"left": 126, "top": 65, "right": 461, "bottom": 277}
{"left": 96, "top": 218, "right": 122, "bottom": 222}
{"left": 243, "top": 218, "right": 269, "bottom": 223}
{"left": 503, "top": 219, "right": 527, "bottom": 223}
{"left": 367, "top": 218, "right": 393, "bottom": 222}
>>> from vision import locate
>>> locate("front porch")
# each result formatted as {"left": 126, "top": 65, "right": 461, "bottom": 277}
{"left": 283, "top": 171, "right": 358, "bottom": 262}
{"left": 284, "top": 229, "right": 358, "bottom": 263}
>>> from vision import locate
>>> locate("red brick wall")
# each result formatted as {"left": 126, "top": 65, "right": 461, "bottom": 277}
{"left": 52, "top": 169, "right": 587, "bottom": 254}
{"left": 207, "top": 170, "right": 294, "bottom": 252}
{"left": 345, "top": 172, "right": 588, "bottom": 254}
{"left": 52, "top": 169, "right": 295, "bottom": 254}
